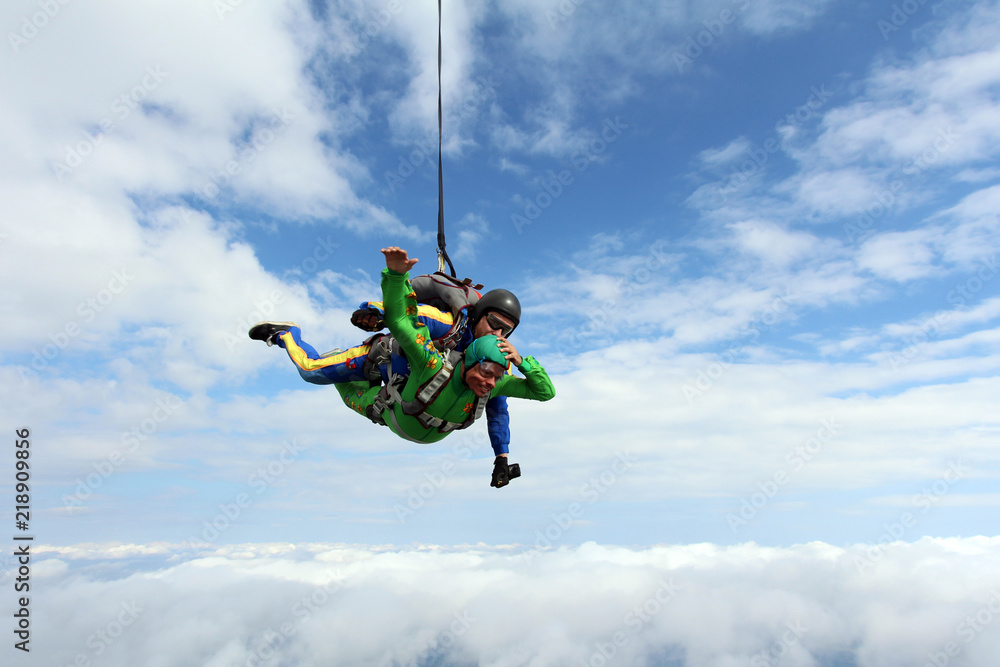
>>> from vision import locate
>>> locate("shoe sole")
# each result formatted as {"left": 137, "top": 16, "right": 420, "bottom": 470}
{"left": 248, "top": 321, "right": 299, "bottom": 345}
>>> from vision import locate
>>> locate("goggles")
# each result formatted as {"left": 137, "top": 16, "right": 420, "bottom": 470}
{"left": 484, "top": 312, "right": 515, "bottom": 337}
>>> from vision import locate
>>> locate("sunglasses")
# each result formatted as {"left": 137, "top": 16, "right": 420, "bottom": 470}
{"left": 484, "top": 313, "right": 514, "bottom": 337}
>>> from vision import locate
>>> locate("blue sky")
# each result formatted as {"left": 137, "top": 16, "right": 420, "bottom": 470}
{"left": 3, "top": 0, "right": 1000, "bottom": 664}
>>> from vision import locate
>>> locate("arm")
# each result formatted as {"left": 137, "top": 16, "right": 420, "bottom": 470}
{"left": 380, "top": 248, "right": 437, "bottom": 367}
{"left": 493, "top": 356, "right": 556, "bottom": 402}
{"left": 486, "top": 395, "right": 510, "bottom": 457}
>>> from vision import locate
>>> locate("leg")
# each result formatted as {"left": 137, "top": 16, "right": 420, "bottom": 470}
{"left": 276, "top": 326, "right": 373, "bottom": 385}
{"left": 335, "top": 381, "right": 383, "bottom": 418}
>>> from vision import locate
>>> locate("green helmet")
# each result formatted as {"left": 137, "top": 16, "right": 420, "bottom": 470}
{"left": 464, "top": 335, "right": 509, "bottom": 370}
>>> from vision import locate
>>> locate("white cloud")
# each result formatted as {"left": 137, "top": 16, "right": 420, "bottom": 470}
{"left": 856, "top": 228, "right": 942, "bottom": 282}
{"left": 685, "top": 0, "right": 1000, "bottom": 241}
{"left": 785, "top": 167, "right": 882, "bottom": 216}
{"left": 882, "top": 297, "right": 1000, "bottom": 340}
{"left": 496, "top": 156, "right": 530, "bottom": 175}
{"left": 19, "top": 538, "right": 1000, "bottom": 666}
{"left": 955, "top": 166, "right": 1000, "bottom": 183}
{"left": 452, "top": 212, "right": 491, "bottom": 262}
{"left": 475, "top": 0, "right": 838, "bottom": 160}
{"left": 935, "top": 183, "right": 1000, "bottom": 265}
{"left": 698, "top": 137, "right": 753, "bottom": 169}
{"left": 726, "top": 219, "right": 820, "bottom": 267}
{"left": 0, "top": 0, "right": 439, "bottom": 404}
{"left": 0, "top": 0, "right": 427, "bottom": 230}
{"left": 871, "top": 493, "right": 1000, "bottom": 508}
{"left": 380, "top": 0, "right": 490, "bottom": 154}
{"left": 740, "top": 0, "right": 836, "bottom": 34}
{"left": 0, "top": 201, "right": 362, "bottom": 394}
{"left": 811, "top": 7, "right": 1000, "bottom": 173}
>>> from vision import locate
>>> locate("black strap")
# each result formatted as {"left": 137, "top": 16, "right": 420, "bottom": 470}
{"left": 436, "top": 0, "right": 456, "bottom": 278}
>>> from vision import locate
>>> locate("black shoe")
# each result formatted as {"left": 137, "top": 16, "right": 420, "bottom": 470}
{"left": 248, "top": 321, "right": 298, "bottom": 347}
{"left": 351, "top": 307, "right": 385, "bottom": 332}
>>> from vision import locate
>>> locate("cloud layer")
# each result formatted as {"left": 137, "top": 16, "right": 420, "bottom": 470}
{"left": 13, "top": 538, "right": 1000, "bottom": 666}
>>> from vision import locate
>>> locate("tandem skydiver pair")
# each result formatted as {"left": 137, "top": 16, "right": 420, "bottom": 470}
{"left": 249, "top": 247, "right": 555, "bottom": 488}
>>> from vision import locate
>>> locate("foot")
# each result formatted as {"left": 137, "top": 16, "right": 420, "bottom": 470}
{"left": 351, "top": 307, "right": 385, "bottom": 332}
{"left": 248, "top": 321, "right": 298, "bottom": 347}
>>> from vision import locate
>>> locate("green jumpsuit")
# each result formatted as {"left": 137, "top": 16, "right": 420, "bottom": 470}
{"left": 336, "top": 268, "right": 555, "bottom": 443}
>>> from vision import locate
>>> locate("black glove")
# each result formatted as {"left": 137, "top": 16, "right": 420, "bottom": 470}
{"left": 490, "top": 456, "right": 521, "bottom": 488}
{"left": 491, "top": 457, "right": 509, "bottom": 488}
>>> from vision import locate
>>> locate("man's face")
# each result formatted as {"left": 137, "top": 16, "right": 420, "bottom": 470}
{"left": 464, "top": 361, "right": 504, "bottom": 398}
{"left": 474, "top": 310, "right": 516, "bottom": 338}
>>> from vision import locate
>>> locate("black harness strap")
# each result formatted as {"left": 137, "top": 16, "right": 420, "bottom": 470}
{"left": 436, "top": 0, "right": 456, "bottom": 278}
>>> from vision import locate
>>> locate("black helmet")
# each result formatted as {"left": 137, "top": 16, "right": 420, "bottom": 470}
{"left": 470, "top": 289, "right": 521, "bottom": 335}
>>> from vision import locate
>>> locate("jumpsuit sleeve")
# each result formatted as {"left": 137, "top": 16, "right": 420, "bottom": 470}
{"left": 380, "top": 268, "right": 437, "bottom": 370}
{"left": 486, "top": 396, "right": 510, "bottom": 456}
{"left": 493, "top": 356, "right": 556, "bottom": 402}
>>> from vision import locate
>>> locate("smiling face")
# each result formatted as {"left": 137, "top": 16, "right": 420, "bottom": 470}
{"left": 462, "top": 360, "right": 505, "bottom": 398}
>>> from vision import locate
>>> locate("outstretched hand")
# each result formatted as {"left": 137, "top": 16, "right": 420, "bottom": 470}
{"left": 382, "top": 246, "right": 419, "bottom": 274}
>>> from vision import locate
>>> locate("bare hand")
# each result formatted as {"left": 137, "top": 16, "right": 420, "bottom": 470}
{"left": 382, "top": 246, "right": 418, "bottom": 274}
{"left": 496, "top": 336, "right": 522, "bottom": 367}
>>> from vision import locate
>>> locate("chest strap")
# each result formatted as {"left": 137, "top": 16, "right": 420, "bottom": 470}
{"left": 368, "top": 349, "right": 488, "bottom": 434}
